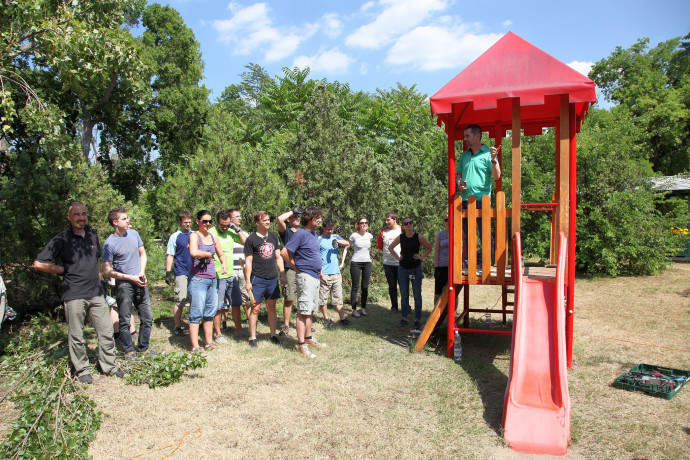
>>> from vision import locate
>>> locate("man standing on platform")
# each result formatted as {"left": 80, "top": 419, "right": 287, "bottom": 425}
{"left": 456, "top": 124, "right": 501, "bottom": 268}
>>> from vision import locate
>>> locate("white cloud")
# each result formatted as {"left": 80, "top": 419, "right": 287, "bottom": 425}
{"left": 346, "top": 0, "right": 450, "bottom": 49}
{"left": 386, "top": 25, "right": 502, "bottom": 71}
{"left": 293, "top": 48, "right": 353, "bottom": 74}
{"left": 212, "top": 2, "right": 315, "bottom": 62}
{"left": 320, "top": 13, "right": 343, "bottom": 39}
{"left": 502, "top": 19, "right": 513, "bottom": 26}
{"left": 568, "top": 60, "right": 594, "bottom": 77}
{"left": 361, "top": 1, "right": 375, "bottom": 12}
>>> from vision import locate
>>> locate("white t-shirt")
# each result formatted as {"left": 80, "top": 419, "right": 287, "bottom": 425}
{"left": 382, "top": 227, "right": 401, "bottom": 266}
{"left": 349, "top": 232, "right": 373, "bottom": 263}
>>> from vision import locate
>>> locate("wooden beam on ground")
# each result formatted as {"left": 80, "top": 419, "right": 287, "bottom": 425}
{"left": 414, "top": 285, "right": 450, "bottom": 352}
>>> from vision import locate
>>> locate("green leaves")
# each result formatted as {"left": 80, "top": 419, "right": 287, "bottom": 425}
{"left": 119, "top": 351, "right": 207, "bottom": 388}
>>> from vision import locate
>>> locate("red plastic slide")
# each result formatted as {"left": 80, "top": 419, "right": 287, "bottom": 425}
{"left": 502, "top": 232, "right": 570, "bottom": 455}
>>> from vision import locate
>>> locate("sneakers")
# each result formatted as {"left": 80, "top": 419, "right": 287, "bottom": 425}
{"left": 414, "top": 319, "right": 422, "bottom": 331}
{"left": 270, "top": 335, "right": 281, "bottom": 345}
{"left": 215, "top": 335, "right": 229, "bottom": 344}
{"left": 305, "top": 337, "right": 326, "bottom": 348}
{"left": 352, "top": 309, "right": 361, "bottom": 318}
{"left": 140, "top": 349, "right": 157, "bottom": 356}
{"left": 339, "top": 318, "right": 351, "bottom": 326}
{"left": 397, "top": 318, "right": 408, "bottom": 328}
{"left": 391, "top": 307, "right": 399, "bottom": 314}
{"left": 125, "top": 351, "right": 139, "bottom": 361}
{"left": 299, "top": 343, "right": 316, "bottom": 358}
{"left": 279, "top": 325, "right": 290, "bottom": 336}
{"left": 110, "top": 368, "right": 126, "bottom": 378}
{"left": 173, "top": 326, "right": 186, "bottom": 336}
{"left": 235, "top": 329, "right": 250, "bottom": 338}
{"left": 77, "top": 374, "right": 93, "bottom": 384}
{"left": 221, "top": 321, "right": 228, "bottom": 330}
{"left": 360, "top": 309, "right": 368, "bottom": 316}
{"left": 324, "top": 319, "right": 333, "bottom": 328}
{"left": 248, "top": 339, "right": 258, "bottom": 348}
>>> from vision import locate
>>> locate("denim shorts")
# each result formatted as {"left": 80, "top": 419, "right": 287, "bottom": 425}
{"left": 188, "top": 277, "right": 218, "bottom": 323}
{"left": 250, "top": 275, "right": 280, "bottom": 302}
{"left": 217, "top": 276, "right": 242, "bottom": 308}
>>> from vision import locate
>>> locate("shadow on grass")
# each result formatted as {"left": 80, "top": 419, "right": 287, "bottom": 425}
{"left": 344, "top": 299, "right": 513, "bottom": 435}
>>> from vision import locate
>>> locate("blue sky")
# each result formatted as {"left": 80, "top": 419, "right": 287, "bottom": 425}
{"left": 161, "top": 0, "right": 689, "bottom": 101}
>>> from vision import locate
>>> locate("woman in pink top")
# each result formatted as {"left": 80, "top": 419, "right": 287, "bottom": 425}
{"left": 188, "top": 210, "right": 227, "bottom": 354}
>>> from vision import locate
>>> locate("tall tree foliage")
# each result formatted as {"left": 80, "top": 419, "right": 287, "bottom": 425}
{"left": 590, "top": 35, "right": 690, "bottom": 175}
{"left": 140, "top": 3, "right": 209, "bottom": 175}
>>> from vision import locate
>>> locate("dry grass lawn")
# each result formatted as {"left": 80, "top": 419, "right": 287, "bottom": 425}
{"left": 35, "top": 264, "right": 690, "bottom": 458}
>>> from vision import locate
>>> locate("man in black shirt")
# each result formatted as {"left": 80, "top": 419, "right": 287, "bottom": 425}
{"left": 244, "top": 211, "right": 286, "bottom": 347}
{"left": 33, "top": 202, "right": 124, "bottom": 384}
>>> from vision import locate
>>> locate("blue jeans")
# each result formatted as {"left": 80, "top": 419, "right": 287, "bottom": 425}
{"left": 188, "top": 277, "right": 218, "bottom": 323}
{"left": 398, "top": 265, "right": 423, "bottom": 320}
{"left": 115, "top": 282, "right": 153, "bottom": 353}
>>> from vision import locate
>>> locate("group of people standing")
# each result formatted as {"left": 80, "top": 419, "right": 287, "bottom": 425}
{"left": 29, "top": 123, "right": 499, "bottom": 379}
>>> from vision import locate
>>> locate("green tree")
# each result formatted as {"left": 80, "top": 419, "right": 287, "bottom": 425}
{"left": 140, "top": 3, "right": 209, "bottom": 174}
{"left": 590, "top": 35, "right": 690, "bottom": 175}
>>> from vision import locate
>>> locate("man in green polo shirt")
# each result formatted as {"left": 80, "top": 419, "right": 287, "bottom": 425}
{"left": 209, "top": 209, "right": 247, "bottom": 343}
{"left": 456, "top": 124, "right": 501, "bottom": 268}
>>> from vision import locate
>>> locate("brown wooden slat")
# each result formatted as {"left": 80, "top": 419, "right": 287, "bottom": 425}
{"left": 414, "top": 285, "right": 449, "bottom": 352}
{"left": 453, "top": 195, "right": 464, "bottom": 284}
{"left": 481, "top": 195, "right": 491, "bottom": 284}
{"left": 496, "top": 191, "right": 506, "bottom": 285}
{"left": 467, "top": 196, "right": 477, "bottom": 284}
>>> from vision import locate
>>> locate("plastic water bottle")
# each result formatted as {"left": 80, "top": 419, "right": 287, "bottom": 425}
{"left": 453, "top": 331, "right": 462, "bottom": 362}
{"left": 485, "top": 309, "right": 492, "bottom": 328}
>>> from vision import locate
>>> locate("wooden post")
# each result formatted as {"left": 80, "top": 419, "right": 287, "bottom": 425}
{"left": 567, "top": 103, "right": 577, "bottom": 369}
{"left": 481, "top": 195, "right": 491, "bottom": 284}
{"left": 558, "top": 95, "right": 570, "bottom": 260}
{"left": 511, "top": 98, "right": 521, "bottom": 237}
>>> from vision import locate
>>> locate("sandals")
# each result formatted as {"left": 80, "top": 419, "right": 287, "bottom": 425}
{"left": 190, "top": 347, "right": 208, "bottom": 357}
{"left": 204, "top": 343, "right": 218, "bottom": 351}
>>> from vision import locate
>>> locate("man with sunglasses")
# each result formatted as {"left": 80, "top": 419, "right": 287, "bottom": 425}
{"left": 388, "top": 218, "right": 432, "bottom": 330}
{"left": 276, "top": 206, "right": 303, "bottom": 336}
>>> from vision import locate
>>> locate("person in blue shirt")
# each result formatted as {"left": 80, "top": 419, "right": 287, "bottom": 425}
{"left": 317, "top": 218, "right": 351, "bottom": 327}
{"left": 165, "top": 211, "right": 193, "bottom": 336}
{"left": 281, "top": 207, "right": 328, "bottom": 358}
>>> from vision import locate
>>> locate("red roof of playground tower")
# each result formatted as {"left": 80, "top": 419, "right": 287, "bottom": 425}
{"left": 430, "top": 32, "right": 597, "bottom": 136}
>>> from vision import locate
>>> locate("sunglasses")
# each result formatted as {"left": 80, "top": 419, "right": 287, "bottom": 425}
{"left": 200, "top": 219, "right": 213, "bottom": 224}
{"left": 359, "top": 221, "right": 369, "bottom": 225}
{"left": 403, "top": 221, "right": 413, "bottom": 225}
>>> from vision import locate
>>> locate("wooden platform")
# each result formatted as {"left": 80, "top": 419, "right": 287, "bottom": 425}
{"left": 458, "top": 265, "right": 556, "bottom": 285}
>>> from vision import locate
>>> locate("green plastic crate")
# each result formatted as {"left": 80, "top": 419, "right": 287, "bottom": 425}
{"left": 614, "top": 364, "right": 690, "bottom": 400}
